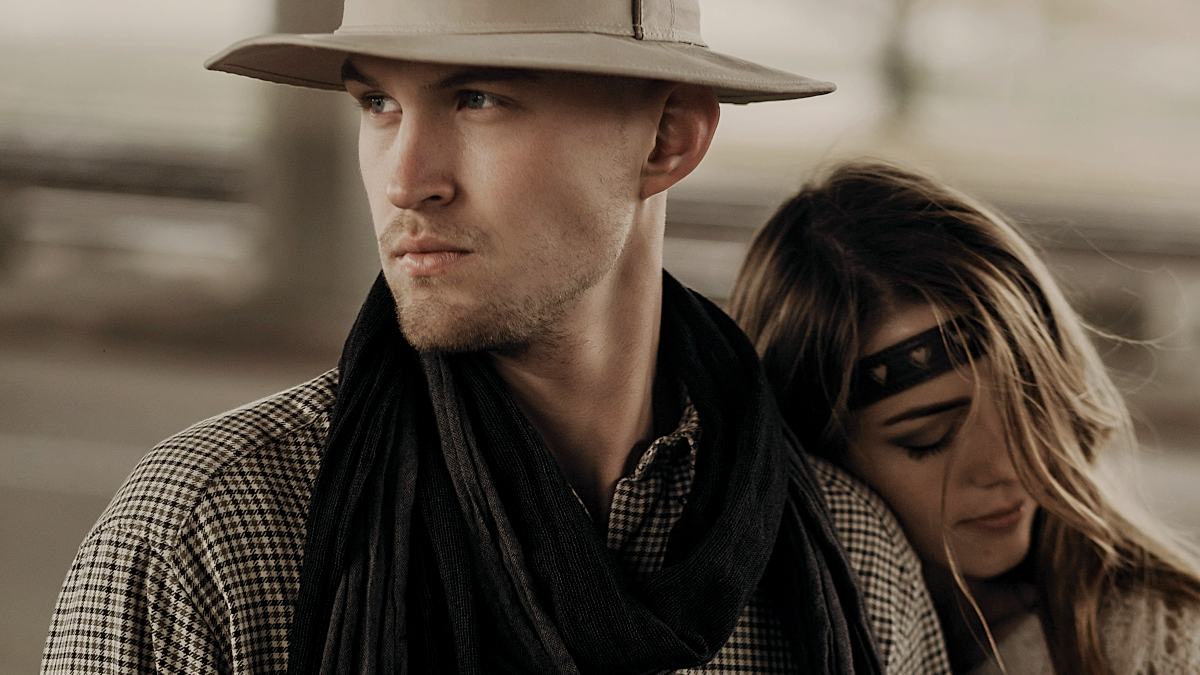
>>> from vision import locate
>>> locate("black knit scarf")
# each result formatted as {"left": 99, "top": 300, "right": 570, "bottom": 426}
{"left": 286, "top": 272, "right": 881, "bottom": 674}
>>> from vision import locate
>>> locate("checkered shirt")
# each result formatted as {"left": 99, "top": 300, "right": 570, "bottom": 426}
{"left": 43, "top": 369, "right": 948, "bottom": 674}
{"left": 808, "top": 457, "right": 951, "bottom": 675}
{"left": 595, "top": 402, "right": 797, "bottom": 674}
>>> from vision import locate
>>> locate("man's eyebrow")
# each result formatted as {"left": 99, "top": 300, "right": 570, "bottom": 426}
{"left": 424, "top": 68, "right": 542, "bottom": 92}
{"left": 340, "top": 60, "right": 378, "bottom": 88}
{"left": 883, "top": 396, "right": 970, "bottom": 426}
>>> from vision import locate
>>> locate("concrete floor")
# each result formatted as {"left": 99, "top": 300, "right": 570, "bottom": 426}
{"left": 3, "top": 335, "right": 1198, "bottom": 673}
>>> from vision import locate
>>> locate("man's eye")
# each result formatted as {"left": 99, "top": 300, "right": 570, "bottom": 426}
{"left": 457, "top": 91, "right": 499, "bottom": 111}
{"left": 358, "top": 95, "right": 398, "bottom": 115}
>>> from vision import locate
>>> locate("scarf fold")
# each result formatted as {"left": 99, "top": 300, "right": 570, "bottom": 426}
{"left": 287, "top": 272, "right": 881, "bottom": 674}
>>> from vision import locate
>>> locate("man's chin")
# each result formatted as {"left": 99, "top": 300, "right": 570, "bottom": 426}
{"left": 396, "top": 310, "right": 528, "bottom": 354}
{"left": 389, "top": 278, "right": 573, "bottom": 354}
{"left": 403, "top": 331, "right": 491, "bottom": 354}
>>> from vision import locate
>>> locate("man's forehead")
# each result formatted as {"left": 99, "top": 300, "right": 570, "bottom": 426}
{"left": 339, "top": 56, "right": 656, "bottom": 99}
{"left": 341, "top": 57, "right": 547, "bottom": 90}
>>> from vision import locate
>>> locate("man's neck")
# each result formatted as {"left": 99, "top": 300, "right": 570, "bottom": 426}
{"left": 489, "top": 200, "right": 666, "bottom": 526}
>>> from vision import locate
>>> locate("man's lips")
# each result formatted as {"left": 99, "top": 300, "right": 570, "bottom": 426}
{"left": 394, "top": 235, "right": 467, "bottom": 255}
{"left": 395, "top": 250, "right": 469, "bottom": 276}
{"left": 391, "top": 236, "right": 471, "bottom": 277}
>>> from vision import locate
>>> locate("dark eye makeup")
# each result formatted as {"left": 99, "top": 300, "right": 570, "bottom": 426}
{"left": 897, "top": 425, "right": 960, "bottom": 459}
{"left": 888, "top": 404, "right": 968, "bottom": 460}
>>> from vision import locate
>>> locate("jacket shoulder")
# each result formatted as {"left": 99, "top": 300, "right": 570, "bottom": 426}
{"left": 47, "top": 369, "right": 338, "bottom": 673}
{"left": 809, "top": 455, "right": 952, "bottom": 675}
{"left": 809, "top": 455, "right": 918, "bottom": 571}
{"left": 90, "top": 368, "right": 338, "bottom": 551}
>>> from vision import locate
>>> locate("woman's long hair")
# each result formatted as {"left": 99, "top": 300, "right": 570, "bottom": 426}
{"left": 729, "top": 160, "right": 1200, "bottom": 674}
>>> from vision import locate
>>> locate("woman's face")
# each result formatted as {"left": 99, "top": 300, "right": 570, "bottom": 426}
{"left": 845, "top": 303, "right": 1036, "bottom": 579}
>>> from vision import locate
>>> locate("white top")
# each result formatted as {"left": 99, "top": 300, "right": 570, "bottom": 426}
{"left": 968, "top": 590, "right": 1200, "bottom": 675}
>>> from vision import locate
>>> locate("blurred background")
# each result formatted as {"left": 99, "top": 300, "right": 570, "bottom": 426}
{"left": 2, "top": 0, "right": 1198, "bottom": 670}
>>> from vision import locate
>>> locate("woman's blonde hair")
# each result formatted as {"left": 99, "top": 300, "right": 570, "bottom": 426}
{"left": 729, "top": 160, "right": 1200, "bottom": 674}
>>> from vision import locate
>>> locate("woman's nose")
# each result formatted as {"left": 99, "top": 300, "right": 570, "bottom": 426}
{"left": 958, "top": 418, "right": 1020, "bottom": 489}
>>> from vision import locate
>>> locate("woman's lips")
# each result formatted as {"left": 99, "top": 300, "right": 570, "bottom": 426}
{"left": 395, "top": 250, "right": 469, "bottom": 277}
{"left": 960, "top": 501, "right": 1028, "bottom": 532}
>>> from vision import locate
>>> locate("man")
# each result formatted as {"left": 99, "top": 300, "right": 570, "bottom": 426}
{"left": 43, "top": 1, "right": 944, "bottom": 673}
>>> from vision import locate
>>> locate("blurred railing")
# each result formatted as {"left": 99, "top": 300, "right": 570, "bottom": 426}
{"left": 0, "top": 141, "right": 245, "bottom": 202}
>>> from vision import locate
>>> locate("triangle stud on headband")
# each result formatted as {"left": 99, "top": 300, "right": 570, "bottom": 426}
{"left": 870, "top": 364, "right": 888, "bottom": 386}
{"left": 908, "top": 346, "right": 931, "bottom": 368}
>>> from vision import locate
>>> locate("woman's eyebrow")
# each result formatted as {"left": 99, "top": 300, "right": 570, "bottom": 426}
{"left": 883, "top": 396, "right": 971, "bottom": 426}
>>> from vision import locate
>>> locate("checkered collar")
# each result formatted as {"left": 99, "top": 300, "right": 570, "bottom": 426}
{"left": 627, "top": 400, "right": 701, "bottom": 482}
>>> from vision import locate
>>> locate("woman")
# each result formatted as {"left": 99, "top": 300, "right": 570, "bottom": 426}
{"left": 729, "top": 161, "right": 1200, "bottom": 674}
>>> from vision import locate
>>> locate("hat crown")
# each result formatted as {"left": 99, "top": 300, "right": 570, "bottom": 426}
{"left": 337, "top": 0, "right": 704, "bottom": 45}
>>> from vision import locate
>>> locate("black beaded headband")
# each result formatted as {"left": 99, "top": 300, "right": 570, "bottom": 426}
{"left": 849, "top": 321, "right": 986, "bottom": 409}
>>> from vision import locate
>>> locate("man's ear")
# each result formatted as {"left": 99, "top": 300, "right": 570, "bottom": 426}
{"left": 640, "top": 84, "right": 720, "bottom": 199}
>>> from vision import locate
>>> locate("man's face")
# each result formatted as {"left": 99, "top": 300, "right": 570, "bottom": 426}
{"left": 344, "top": 57, "right": 661, "bottom": 352}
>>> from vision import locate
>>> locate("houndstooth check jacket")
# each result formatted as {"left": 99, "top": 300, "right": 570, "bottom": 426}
{"left": 43, "top": 369, "right": 949, "bottom": 674}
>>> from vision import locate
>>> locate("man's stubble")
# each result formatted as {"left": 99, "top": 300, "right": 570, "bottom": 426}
{"left": 386, "top": 184, "right": 636, "bottom": 354}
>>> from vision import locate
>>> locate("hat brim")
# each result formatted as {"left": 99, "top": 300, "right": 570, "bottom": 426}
{"left": 204, "top": 32, "right": 834, "bottom": 104}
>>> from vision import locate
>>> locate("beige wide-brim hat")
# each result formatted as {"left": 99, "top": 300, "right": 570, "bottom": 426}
{"left": 205, "top": 0, "right": 835, "bottom": 105}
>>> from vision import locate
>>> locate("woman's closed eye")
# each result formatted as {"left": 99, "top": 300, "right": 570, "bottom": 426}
{"left": 896, "top": 425, "right": 960, "bottom": 459}
{"left": 891, "top": 413, "right": 965, "bottom": 459}
{"left": 882, "top": 395, "right": 970, "bottom": 459}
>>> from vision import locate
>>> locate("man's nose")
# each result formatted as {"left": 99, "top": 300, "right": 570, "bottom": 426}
{"left": 385, "top": 116, "right": 456, "bottom": 210}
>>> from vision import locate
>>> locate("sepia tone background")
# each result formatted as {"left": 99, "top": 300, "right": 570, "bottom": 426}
{"left": 2, "top": 0, "right": 1198, "bottom": 670}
